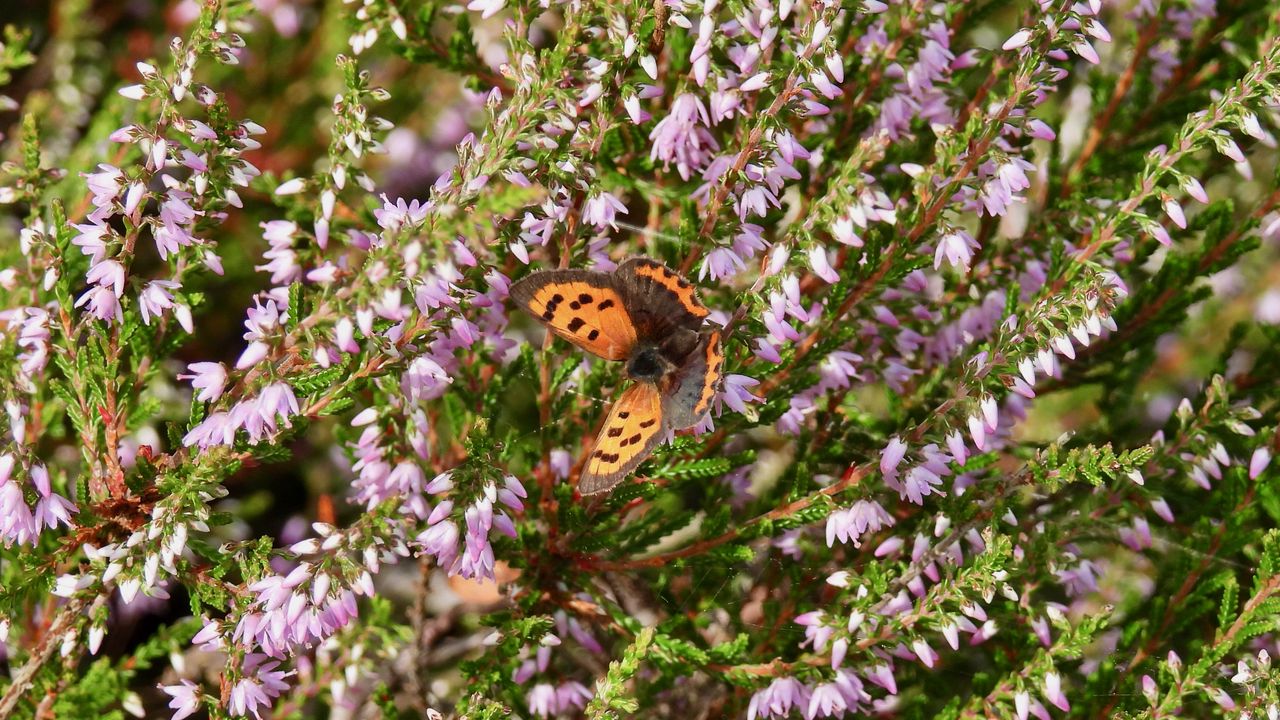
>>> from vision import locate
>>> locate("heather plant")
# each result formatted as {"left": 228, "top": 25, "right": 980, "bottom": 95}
{"left": 2, "top": 0, "right": 1280, "bottom": 717}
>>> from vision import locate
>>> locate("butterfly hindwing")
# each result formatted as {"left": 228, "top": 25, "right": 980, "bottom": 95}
{"left": 616, "top": 257, "right": 709, "bottom": 338}
{"left": 660, "top": 329, "right": 724, "bottom": 430}
{"left": 579, "top": 382, "right": 665, "bottom": 495}
{"left": 510, "top": 269, "right": 638, "bottom": 361}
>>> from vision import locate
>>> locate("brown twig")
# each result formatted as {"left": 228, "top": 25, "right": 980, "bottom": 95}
{"left": 1059, "top": 16, "right": 1163, "bottom": 199}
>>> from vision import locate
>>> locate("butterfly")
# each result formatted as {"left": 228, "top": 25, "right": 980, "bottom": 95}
{"left": 510, "top": 257, "right": 724, "bottom": 495}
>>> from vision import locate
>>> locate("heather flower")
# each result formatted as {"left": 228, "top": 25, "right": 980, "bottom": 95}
{"left": 137, "top": 280, "right": 182, "bottom": 326}
{"left": 418, "top": 519, "right": 461, "bottom": 571}
{"left": 650, "top": 93, "right": 718, "bottom": 180}
{"left": 880, "top": 437, "right": 907, "bottom": 476}
{"left": 806, "top": 682, "right": 848, "bottom": 718}
{"left": 719, "top": 374, "right": 762, "bottom": 414}
{"left": 1249, "top": 447, "right": 1271, "bottom": 479}
{"left": 934, "top": 230, "right": 978, "bottom": 270}
{"left": 582, "top": 192, "right": 627, "bottom": 230}
{"left": 374, "top": 195, "right": 431, "bottom": 231}
{"left": 161, "top": 680, "right": 202, "bottom": 720}
{"left": 179, "top": 362, "right": 228, "bottom": 403}
{"left": 30, "top": 465, "right": 75, "bottom": 532}
{"left": 824, "top": 499, "right": 896, "bottom": 543}
{"left": 0, "top": 456, "right": 36, "bottom": 547}
{"left": 749, "top": 677, "right": 811, "bottom": 720}
{"left": 75, "top": 285, "right": 123, "bottom": 323}
{"left": 229, "top": 655, "right": 293, "bottom": 719}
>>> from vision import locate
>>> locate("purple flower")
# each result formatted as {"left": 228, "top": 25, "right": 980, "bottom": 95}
{"left": 403, "top": 355, "right": 454, "bottom": 401}
{"left": 229, "top": 655, "right": 293, "bottom": 719}
{"left": 549, "top": 449, "right": 572, "bottom": 479}
{"left": 84, "top": 164, "right": 124, "bottom": 206}
{"left": 856, "top": 664, "right": 891, "bottom": 698}
{"left": 796, "top": 610, "right": 833, "bottom": 653}
{"left": 418, "top": 519, "right": 460, "bottom": 571}
{"left": 498, "top": 474, "right": 527, "bottom": 511}
{"left": 806, "top": 682, "right": 848, "bottom": 719}
{"left": 467, "top": 0, "right": 505, "bottom": 18}
{"left": 1250, "top": 447, "right": 1271, "bottom": 479}
{"left": 749, "top": 677, "right": 812, "bottom": 720}
{"left": 138, "top": 280, "right": 181, "bottom": 326}
{"left": 1055, "top": 560, "right": 1100, "bottom": 596}
{"left": 934, "top": 230, "right": 978, "bottom": 270}
{"left": 582, "top": 192, "right": 627, "bottom": 230}
{"left": 526, "top": 684, "right": 556, "bottom": 717}
{"left": 253, "top": 383, "right": 299, "bottom": 435}
{"left": 555, "top": 682, "right": 592, "bottom": 714}
{"left": 179, "top": 362, "right": 228, "bottom": 403}
{"left": 75, "top": 285, "right": 123, "bottom": 323}
{"left": 718, "top": 374, "right": 761, "bottom": 414}
{"left": 880, "top": 437, "right": 908, "bottom": 476}
{"left": 649, "top": 93, "right": 718, "bottom": 180}
{"left": 161, "top": 680, "right": 201, "bottom": 720}
{"left": 912, "top": 638, "right": 939, "bottom": 668}
{"left": 86, "top": 259, "right": 126, "bottom": 297}
{"left": 893, "top": 464, "right": 945, "bottom": 505}
{"left": 1043, "top": 672, "right": 1070, "bottom": 712}
{"left": 30, "top": 464, "right": 75, "bottom": 532}
{"left": 0, "top": 455, "right": 36, "bottom": 546}
{"left": 808, "top": 246, "right": 839, "bottom": 283}
{"left": 71, "top": 222, "right": 111, "bottom": 262}
{"left": 701, "top": 246, "right": 747, "bottom": 281}
{"left": 374, "top": 195, "right": 431, "bottom": 231}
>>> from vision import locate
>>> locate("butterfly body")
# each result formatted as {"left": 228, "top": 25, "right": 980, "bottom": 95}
{"left": 510, "top": 258, "right": 723, "bottom": 495}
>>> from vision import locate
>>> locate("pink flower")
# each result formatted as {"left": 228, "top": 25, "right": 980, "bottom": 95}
{"left": 467, "top": 0, "right": 505, "bottom": 18}
{"left": 179, "top": 362, "right": 228, "bottom": 403}
{"left": 1043, "top": 672, "right": 1070, "bottom": 712}
{"left": 582, "top": 192, "right": 627, "bottom": 230}
{"left": 826, "top": 501, "right": 894, "bottom": 547}
{"left": 1250, "top": 447, "right": 1271, "bottom": 479}
{"left": 86, "top": 259, "right": 126, "bottom": 297}
{"left": 748, "top": 677, "right": 811, "bottom": 720}
{"left": 649, "top": 93, "right": 718, "bottom": 180}
{"left": 719, "top": 374, "right": 762, "bottom": 414}
{"left": 138, "top": 280, "right": 180, "bottom": 325}
{"left": 880, "top": 437, "right": 908, "bottom": 476}
{"left": 75, "top": 285, "right": 123, "bottom": 323}
{"left": 161, "top": 680, "right": 202, "bottom": 720}
{"left": 229, "top": 656, "right": 293, "bottom": 719}
{"left": 934, "top": 230, "right": 978, "bottom": 270}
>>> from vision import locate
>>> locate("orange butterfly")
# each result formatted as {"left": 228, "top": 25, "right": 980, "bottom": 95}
{"left": 511, "top": 257, "right": 724, "bottom": 495}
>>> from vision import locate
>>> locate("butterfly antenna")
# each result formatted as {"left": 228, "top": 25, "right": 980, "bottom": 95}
{"left": 613, "top": 220, "right": 684, "bottom": 244}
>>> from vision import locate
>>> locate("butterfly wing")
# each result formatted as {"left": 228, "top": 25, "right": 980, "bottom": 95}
{"left": 579, "top": 382, "right": 665, "bottom": 495}
{"left": 510, "top": 269, "right": 638, "bottom": 361}
{"left": 616, "top": 257, "right": 710, "bottom": 339}
{"left": 660, "top": 329, "right": 724, "bottom": 430}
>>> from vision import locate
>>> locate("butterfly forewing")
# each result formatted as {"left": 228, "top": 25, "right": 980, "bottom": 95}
{"left": 660, "top": 329, "right": 724, "bottom": 430}
{"left": 616, "top": 257, "right": 709, "bottom": 338}
{"left": 579, "top": 382, "right": 665, "bottom": 495}
{"left": 510, "top": 270, "right": 638, "bottom": 361}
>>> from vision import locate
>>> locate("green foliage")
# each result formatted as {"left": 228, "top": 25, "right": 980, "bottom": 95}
{"left": 584, "top": 626, "right": 652, "bottom": 718}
